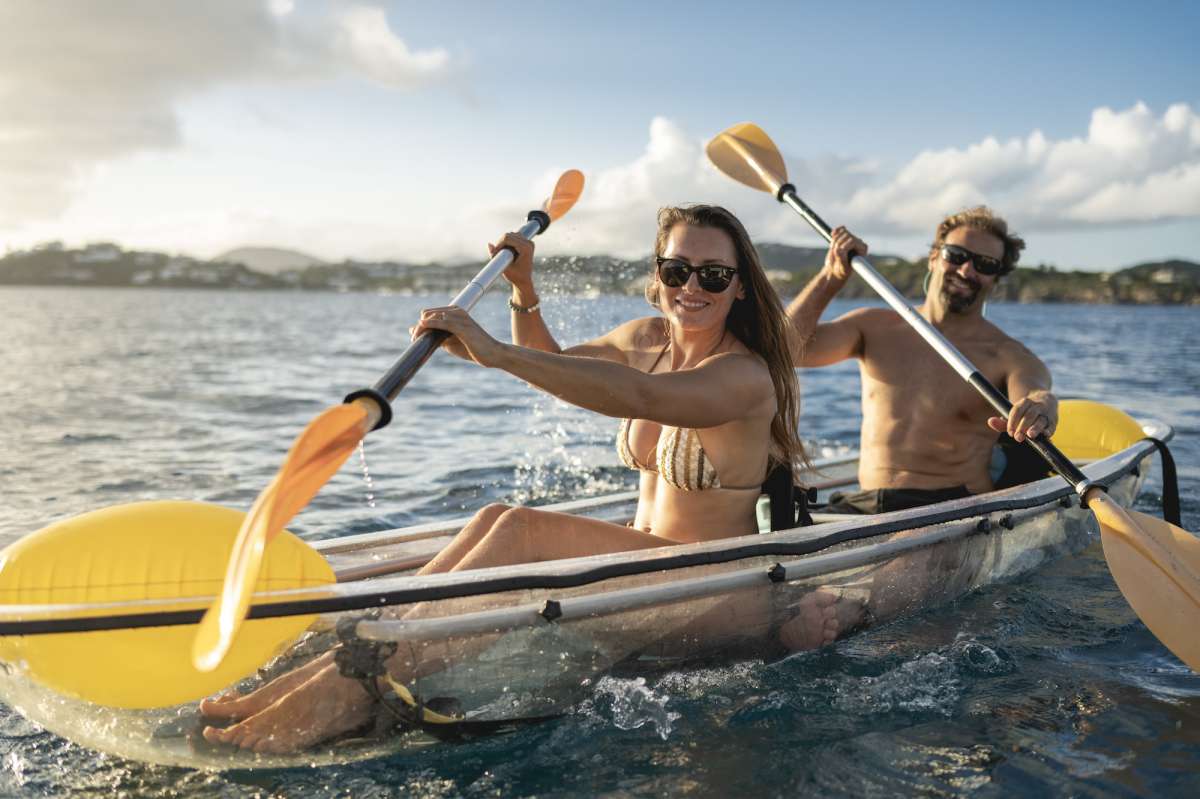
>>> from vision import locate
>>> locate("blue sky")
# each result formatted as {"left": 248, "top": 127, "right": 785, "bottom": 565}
{"left": 1, "top": 1, "right": 1197, "bottom": 270}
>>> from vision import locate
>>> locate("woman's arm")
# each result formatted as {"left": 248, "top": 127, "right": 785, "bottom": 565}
{"left": 495, "top": 232, "right": 637, "bottom": 365}
{"left": 414, "top": 307, "right": 773, "bottom": 428}
{"left": 493, "top": 232, "right": 562, "bottom": 353}
{"left": 494, "top": 346, "right": 773, "bottom": 428}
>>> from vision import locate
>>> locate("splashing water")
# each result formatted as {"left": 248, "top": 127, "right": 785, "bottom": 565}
{"left": 357, "top": 440, "right": 376, "bottom": 509}
{"left": 588, "top": 676, "right": 681, "bottom": 740}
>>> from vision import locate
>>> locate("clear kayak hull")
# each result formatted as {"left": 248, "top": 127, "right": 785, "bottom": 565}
{"left": 0, "top": 419, "right": 1172, "bottom": 768}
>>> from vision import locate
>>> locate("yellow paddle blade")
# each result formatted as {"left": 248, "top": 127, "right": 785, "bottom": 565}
{"left": 0, "top": 501, "right": 335, "bottom": 708}
{"left": 193, "top": 402, "right": 370, "bottom": 672}
{"left": 1052, "top": 399, "right": 1147, "bottom": 461}
{"left": 705, "top": 122, "right": 789, "bottom": 196}
{"left": 1090, "top": 491, "right": 1200, "bottom": 671}
{"left": 545, "top": 169, "right": 585, "bottom": 222}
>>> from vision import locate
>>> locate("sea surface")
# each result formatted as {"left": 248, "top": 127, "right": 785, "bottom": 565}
{"left": 0, "top": 287, "right": 1197, "bottom": 797}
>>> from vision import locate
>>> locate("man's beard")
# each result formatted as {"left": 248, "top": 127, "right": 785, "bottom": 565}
{"left": 940, "top": 274, "right": 982, "bottom": 313}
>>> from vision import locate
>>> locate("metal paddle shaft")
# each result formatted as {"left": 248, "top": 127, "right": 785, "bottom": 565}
{"left": 777, "top": 185, "right": 1095, "bottom": 498}
{"left": 345, "top": 211, "right": 550, "bottom": 431}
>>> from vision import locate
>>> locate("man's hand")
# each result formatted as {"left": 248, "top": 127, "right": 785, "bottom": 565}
{"left": 988, "top": 390, "right": 1058, "bottom": 443}
{"left": 824, "top": 226, "right": 868, "bottom": 282}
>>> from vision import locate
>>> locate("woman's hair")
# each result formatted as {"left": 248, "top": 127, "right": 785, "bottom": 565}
{"left": 647, "top": 204, "right": 806, "bottom": 472}
{"left": 930, "top": 205, "right": 1025, "bottom": 276}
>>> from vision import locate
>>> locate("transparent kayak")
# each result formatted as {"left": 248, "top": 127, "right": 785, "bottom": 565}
{"left": 0, "top": 417, "right": 1172, "bottom": 769}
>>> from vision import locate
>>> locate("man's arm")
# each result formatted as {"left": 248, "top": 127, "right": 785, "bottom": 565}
{"left": 786, "top": 226, "right": 868, "bottom": 366}
{"left": 988, "top": 341, "right": 1057, "bottom": 443}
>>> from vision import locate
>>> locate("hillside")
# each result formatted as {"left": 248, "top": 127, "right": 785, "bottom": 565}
{"left": 213, "top": 247, "right": 326, "bottom": 274}
{"left": 0, "top": 241, "right": 1196, "bottom": 304}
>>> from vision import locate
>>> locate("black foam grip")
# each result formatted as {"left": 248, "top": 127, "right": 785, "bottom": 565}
{"left": 527, "top": 209, "right": 551, "bottom": 234}
{"left": 344, "top": 387, "right": 393, "bottom": 431}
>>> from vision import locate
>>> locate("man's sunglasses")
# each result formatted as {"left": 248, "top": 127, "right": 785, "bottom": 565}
{"left": 655, "top": 257, "right": 738, "bottom": 292}
{"left": 940, "top": 244, "right": 1004, "bottom": 276}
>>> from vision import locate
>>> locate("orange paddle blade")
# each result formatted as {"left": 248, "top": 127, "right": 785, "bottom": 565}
{"left": 705, "top": 122, "right": 789, "bottom": 196}
{"left": 545, "top": 169, "right": 585, "bottom": 222}
{"left": 192, "top": 402, "right": 371, "bottom": 671}
{"left": 1090, "top": 491, "right": 1200, "bottom": 671}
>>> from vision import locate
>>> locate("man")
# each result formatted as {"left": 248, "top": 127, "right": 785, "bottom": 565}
{"left": 775, "top": 207, "right": 1061, "bottom": 651}
{"left": 787, "top": 206, "right": 1058, "bottom": 514}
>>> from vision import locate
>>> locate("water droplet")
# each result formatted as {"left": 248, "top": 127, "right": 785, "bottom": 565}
{"left": 356, "top": 440, "right": 376, "bottom": 509}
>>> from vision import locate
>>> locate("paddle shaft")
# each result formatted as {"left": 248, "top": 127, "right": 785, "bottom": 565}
{"left": 777, "top": 186, "right": 1095, "bottom": 497}
{"left": 346, "top": 211, "right": 550, "bottom": 430}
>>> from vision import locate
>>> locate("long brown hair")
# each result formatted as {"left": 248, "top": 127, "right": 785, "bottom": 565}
{"left": 647, "top": 205, "right": 806, "bottom": 471}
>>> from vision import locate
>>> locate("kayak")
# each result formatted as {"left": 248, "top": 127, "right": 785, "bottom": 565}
{"left": 0, "top": 413, "right": 1174, "bottom": 769}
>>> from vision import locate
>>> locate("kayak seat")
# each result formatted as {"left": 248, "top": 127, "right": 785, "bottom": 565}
{"left": 762, "top": 463, "right": 816, "bottom": 531}
{"left": 992, "top": 434, "right": 1051, "bottom": 489}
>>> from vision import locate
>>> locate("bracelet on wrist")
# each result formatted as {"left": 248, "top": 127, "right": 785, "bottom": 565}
{"left": 509, "top": 297, "right": 540, "bottom": 314}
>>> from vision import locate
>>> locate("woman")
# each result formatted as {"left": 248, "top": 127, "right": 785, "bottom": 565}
{"left": 200, "top": 205, "right": 804, "bottom": 753}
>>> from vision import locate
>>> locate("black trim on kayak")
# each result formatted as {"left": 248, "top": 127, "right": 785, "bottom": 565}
{"left": 0, "top": 440, "right": 1155, "bottom": 637}
{"left": 1142, "top": 436, "right": 1181, "bottom": 526}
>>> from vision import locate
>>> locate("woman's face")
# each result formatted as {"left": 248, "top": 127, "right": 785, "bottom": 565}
{"left": 654, "top": 223, "right": 744, "bottom": 333}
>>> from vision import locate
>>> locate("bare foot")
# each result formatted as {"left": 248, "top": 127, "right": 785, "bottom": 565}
{"left": 778, "top": 590, "right": 866, "bottom": 652}
{"left": 199, "top": 651, "right": 335, "bottom": 721}
{"left": 201, "top": 663, "right": 375, "bottom": 754}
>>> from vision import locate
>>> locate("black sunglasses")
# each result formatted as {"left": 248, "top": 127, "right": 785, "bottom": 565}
{"left": 655, "top": 257, "right": 738, "bottom": 292}
{"left": 939, "top": 244, "right": 1004, "bottom": 276}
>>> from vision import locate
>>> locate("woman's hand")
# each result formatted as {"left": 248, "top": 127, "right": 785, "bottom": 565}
{"left": 823, "top": 226, "right": 868, "bottom": 282}
{"left": 490, "top": 232, "right": 536, "bottom": 296}
{"left": 411, "top": 306, "right": 505, "bottom": 367}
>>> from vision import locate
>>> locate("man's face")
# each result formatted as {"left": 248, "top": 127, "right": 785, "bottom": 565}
{"left": 928, "top": 227, "right": 1005, "bottom": 314}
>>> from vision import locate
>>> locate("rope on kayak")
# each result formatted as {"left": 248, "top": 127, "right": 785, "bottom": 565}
{"left": 332, "top": 612, "right": 560, "bottom": 739}
{"left": 1141, "top": 436, "right": 1181, "bottom": 526}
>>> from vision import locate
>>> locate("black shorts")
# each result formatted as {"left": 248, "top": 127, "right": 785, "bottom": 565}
{"left": 822, "top": 485, "right": 972, "bottom": 515}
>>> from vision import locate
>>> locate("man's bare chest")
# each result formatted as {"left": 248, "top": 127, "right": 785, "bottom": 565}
{"left": 859, "top": 326, "right": 1009, "bottom": 419}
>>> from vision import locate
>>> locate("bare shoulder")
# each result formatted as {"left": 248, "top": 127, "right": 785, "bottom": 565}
{"left": 989, "top": 326, "right": 1052, "bottom": 385}
{"left": 840, "top": 307, "right": 911, "bottom": 340}
{"left": 839, "top": 306, "right": 900, "bottom": 329}
{"left": 992, "top": 326, "right": 1038, "bottom": 362}
{"left": 698, "top": 350, "right": 774, "bottom": 392}
{"left": 603, "top": 316, "right": 668, "bottom": 349}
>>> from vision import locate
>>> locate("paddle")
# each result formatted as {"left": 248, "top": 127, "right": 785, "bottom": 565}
{"left": 193, "top": 169, "right": 586, "bottom": 672}
{"left": 0, "top": 171, "right": 584, "bottom": 708}
{"left": 706, "top": 123, "right": 1200, "bottom": 671}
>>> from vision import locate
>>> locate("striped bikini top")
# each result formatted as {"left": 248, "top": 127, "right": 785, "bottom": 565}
{"left": 615, "top": 339, "right": 759, "bottom": 492}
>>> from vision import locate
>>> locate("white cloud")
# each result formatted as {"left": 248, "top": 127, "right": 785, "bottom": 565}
{"left": 527, "top": 117, "right": 776, "bottom": 259}
{"left": 836, "top": 102, "right": 1200, "bottom": 234}
{"left": 554, "top": 102, "right": 1200, "bottom": 260}
{"left": 332, "top": 6, "right": 450, "bottom": 90}
{"left": 0, "top": 1, "right": 453, "bottom": 228}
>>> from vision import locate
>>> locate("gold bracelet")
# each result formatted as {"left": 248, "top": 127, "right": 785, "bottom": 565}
{"left": 508, "top": 297, "right": 540, "bottom": 314}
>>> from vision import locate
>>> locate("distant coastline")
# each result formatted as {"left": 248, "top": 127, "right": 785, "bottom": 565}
{"left": 2, "top": 241, "right": 1197, "bottom": 305}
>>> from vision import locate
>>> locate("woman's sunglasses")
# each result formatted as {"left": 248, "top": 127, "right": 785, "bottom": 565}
{"left": 939, "top": 244, "right": 1004, "bottom": 276}
{"left": 655, "top": 257, "right": 738, "bottom": 292}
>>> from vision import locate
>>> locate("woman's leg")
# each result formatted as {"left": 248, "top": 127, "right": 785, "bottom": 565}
{"left": 418, "top": 503, "right": 511, "bottom": 575}
{"left": 446, "top": 506, "right": 667, "bottom": 572}
{"left": 200, "top": 650, "right": 336, "bottom": 719}
{"left": 202, "top": 507, "right": 668, "bottom": 753}
{"left": 201, "top": 503, "right": 513, "bottom": 721}
{"left": 202, "top": 661, "right": 375, "bottom": 754}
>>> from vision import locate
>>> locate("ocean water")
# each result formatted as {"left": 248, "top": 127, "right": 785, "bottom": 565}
{"left": 0, "top": 287, "right": 1196, "bottom": 797}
